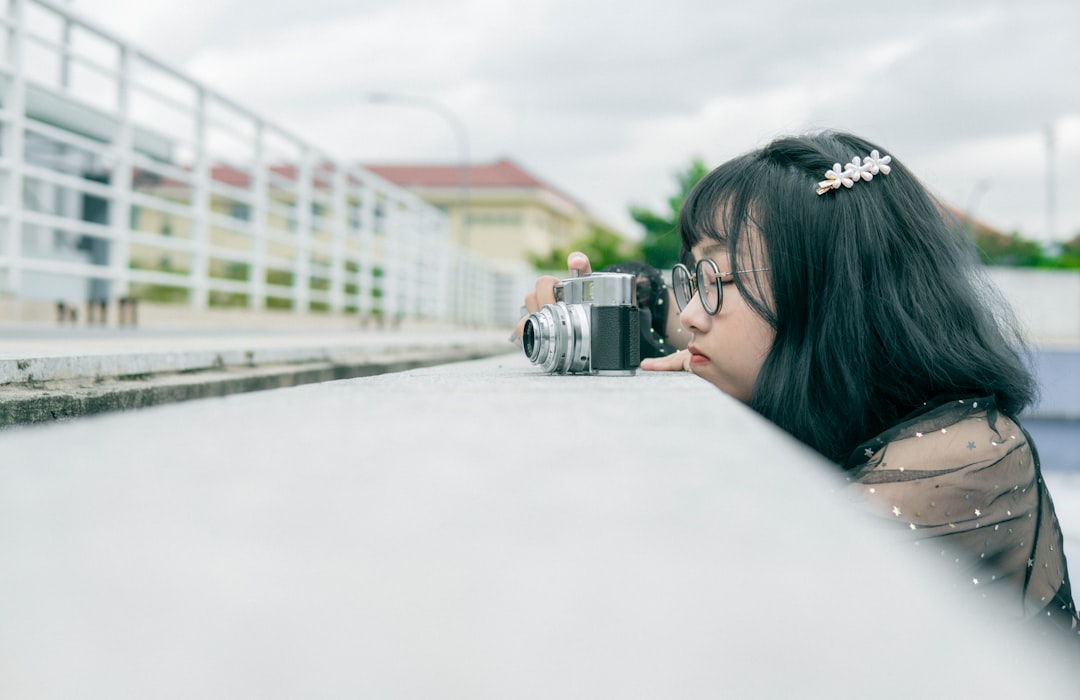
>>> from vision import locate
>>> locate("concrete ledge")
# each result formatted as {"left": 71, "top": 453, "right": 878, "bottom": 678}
{"left": 0, "top": 346, "right": 502, "bottom": 426}
{"left": 0, "top": 354, "right": 1076, "bottom": 697}
{"left": 0, "top": 330, "right": 513, "bottom": 384}
{"left": 0, "top": 328, "right": 515, "bottom": 425}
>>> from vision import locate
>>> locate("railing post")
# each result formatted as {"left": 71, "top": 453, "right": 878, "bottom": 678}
{"left": 108, "top": 45, "right": 134, "bottom": 308}
{"left": 1, "top": 0, "right": 27, "bottom": 299}
{"left": 191, "top": 88, "right": 210, "bottom": 310}
{"left": 399, "top": 201, "right": 418, "bottom": 321}
{"left": 59, "top": 8, "right": 71, "bottom": 89}
{"left": 250, "top": 123, "right": 268, "bottom": 310}
{"left": 330, "top": 165, "right": 346, "bottom": 314}
{"left": 357, "top": 175, "right": 376, "bottom": 320}
{"left": 430, "top": 210, "right": 452, "bottom": 323}
{"left": 381, "top": 198, "right": 399, "bottom": 323}
{"left": 293, "top": 148, "right": 312, "bottom": 314}
{"left": 414, "top": 209, "right": 432, "bottom": 321}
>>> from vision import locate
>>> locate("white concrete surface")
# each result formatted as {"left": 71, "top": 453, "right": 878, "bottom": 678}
{"left": 0, "top": 327, "right": 513, "bottom": 383}
{"left": 0, "top": 353, "right": 1076, "bottom": 698}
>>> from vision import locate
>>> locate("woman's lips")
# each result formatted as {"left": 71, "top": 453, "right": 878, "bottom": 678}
{"left": 688, "top": 345, "right": 709, "bottom": 365}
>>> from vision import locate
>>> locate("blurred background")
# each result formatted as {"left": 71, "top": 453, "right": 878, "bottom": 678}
{"left": 75, "top": 0, "right": 1080, "bottom": 249}
{"left": 1, "top": 0, "right": 1076, "bottom": 329}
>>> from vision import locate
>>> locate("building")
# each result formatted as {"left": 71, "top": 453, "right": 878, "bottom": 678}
{"left": 365, "top": 159, "right": 622, "bottom": 266}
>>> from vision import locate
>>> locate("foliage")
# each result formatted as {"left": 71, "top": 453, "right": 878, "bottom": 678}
{"left": 131, "top": 283, "right": 189, "bottom": 304}
{"left": 209, "top": 292, "right": 249, "bottom": 308}
{"left": 966, "top": 226, "right": 1080, "bottom": 269}
{"left": 530, "top": 224, "right": 639, "bottom": 272}
{"left": 1052, "top": 234, "right": 1080, "bottom": 269}
{"left": 629, "top": 157, "right": 709, "bottom": 270}
{"left": 970, "top": 228, "right": 1047, "bottom": 267}
{"left": 622, "top": 156, "right": 1080, "bottom": 274}
{"left": 214, "top": 262, "right": 250, "bottom": 282}
{"left": 266, "top": 269, "right": 294, "bottom": 287}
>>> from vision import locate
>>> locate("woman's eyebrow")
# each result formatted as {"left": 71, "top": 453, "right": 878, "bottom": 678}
{"left": 696, "top": 243, "right": 725, "bottom": 258}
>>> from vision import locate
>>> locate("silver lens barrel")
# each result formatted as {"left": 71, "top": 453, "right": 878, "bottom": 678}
{"left": 521, "top": 302, "right": 592, "bottom": 374}
{"left": 522, "top": 305, "right": 559, "bottom": 368}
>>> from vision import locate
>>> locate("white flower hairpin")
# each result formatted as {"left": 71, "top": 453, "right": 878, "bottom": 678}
{"left": 816, "top": 149, "right": 892, "bottom": 195}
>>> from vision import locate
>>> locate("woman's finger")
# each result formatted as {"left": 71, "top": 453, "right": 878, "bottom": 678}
{"left": 533, "top": 275, "right": 560, "bottom": 307}
{"left": 640, "top": 349, "right": 691, "bottom": 373}
{"left": 567, "top": 251, "right": 593, "bottom": 277}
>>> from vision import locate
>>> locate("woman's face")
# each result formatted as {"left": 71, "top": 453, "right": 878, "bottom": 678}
{"left": 679, "top": 241, "right": 775, "bottom": 403}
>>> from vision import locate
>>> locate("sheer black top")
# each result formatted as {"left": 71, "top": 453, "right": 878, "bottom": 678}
{"left": 844, "top": 396, "right": 1079, "bottom": 640}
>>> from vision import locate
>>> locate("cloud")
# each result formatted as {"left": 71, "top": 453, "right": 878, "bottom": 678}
{"left": 69, "top": 0, "right": 1080, "bottom": 240}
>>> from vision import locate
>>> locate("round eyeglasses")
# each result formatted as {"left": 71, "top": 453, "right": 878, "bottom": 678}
{"left": 671, "top": 259, "right": 768, "bottom": 315}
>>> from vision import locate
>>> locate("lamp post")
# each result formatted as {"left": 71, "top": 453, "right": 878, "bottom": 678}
{"left": 1045, "top": 123, "right": 1057, "bottom": 251}
{"left": 964, "top": 179, "right": 990, "bottom": 232}
{"left": 362, "top": 92, "right": 475, "bottom": 326}
{"left": 362, "top": 92, "right": 471, "bottom": 250}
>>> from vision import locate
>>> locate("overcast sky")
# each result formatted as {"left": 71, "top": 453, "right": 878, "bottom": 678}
{"left": 69, "top": 0, "right": 1080, "bottom": 243}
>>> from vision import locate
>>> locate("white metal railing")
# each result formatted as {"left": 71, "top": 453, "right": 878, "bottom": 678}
{"left": 0, "top": 0, "right": 528, "bottom": 326}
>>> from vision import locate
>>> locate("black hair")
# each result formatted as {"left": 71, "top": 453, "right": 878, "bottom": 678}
{"left": 678, "top": 131, "right": 1036, "bottom": 464}
{"left": 601, "top": 260, "right": 675, "bottom": 358}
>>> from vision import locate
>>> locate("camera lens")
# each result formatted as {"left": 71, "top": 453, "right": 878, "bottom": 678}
{"left": 522, "top": 305, "right": 568, "bottom": 372}
{"left": 522, "top": 317, "right": 538, "bottom": 361}
{"left": 522, "top": 303, "right": 592, "bottom": 374}
{"left": 522, "top": 309, "right": 556, "bottom": 367}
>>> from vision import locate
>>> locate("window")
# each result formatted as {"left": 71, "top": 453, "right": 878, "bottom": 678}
{"left": 465, "top": 211, "right": 523, "bottom": 226}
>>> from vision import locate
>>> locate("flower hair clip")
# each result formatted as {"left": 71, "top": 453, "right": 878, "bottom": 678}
{"left": 816, "top": 149, "right": 892, "bottom": 195}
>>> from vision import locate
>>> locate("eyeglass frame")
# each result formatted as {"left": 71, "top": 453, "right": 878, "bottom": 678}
{"left": 671, "top": 259, "right": 769, "bottom": 315}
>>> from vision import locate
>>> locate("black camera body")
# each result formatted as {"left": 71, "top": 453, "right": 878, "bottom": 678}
{"left": 521, "top": 271, "right": 640, "bottom": 375}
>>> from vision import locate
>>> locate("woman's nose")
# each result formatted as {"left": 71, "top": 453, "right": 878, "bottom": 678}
{"left": 679, "top": 293, "right": 708, "bottom": 333}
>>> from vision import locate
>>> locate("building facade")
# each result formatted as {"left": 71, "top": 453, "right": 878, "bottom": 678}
{"left": 365, "top": 159, "right": 619, "bottom": 265}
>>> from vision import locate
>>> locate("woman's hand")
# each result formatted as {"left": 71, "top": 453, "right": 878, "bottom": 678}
{"left": 641, "top": 349, "right": 691, "bottom": 372}
{"left": 514, "top": 252, "right": 592, "bottom": 339}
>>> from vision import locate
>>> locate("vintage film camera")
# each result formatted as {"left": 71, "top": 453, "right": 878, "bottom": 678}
{"left": 521, "top": 271, "right": 640, "bottom": 375}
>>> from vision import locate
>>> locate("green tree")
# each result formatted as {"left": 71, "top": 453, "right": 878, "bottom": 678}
{"left": 530, "top": 224, "right": 638, "bottom": 272}
{"left": 629, "top": 157, "right": 709, "bottom": 269}
{"left": 970, "top": 228, "right": 1047, "bottom": 267}
{"left": 1052, "top": 232, "right": 1080, "bottom": 269}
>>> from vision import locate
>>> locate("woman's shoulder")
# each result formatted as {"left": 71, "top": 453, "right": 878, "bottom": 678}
{"left": 842, "top": 396, "right": 1076, "bottom": 626}
{"left": 844, "top": 395, "right": 1032, "bottom": 479}
{"left": 842, "top": 393, "right": 1042, "bottom": 550}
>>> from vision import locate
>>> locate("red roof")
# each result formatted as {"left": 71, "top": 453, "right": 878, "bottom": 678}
{"left": 136, "top": 159, "right": 580, "bottom": 206}
{"left": 211, "top": 163, "right": 337, "bottom": 187}
{"left": 364, "top": 159, "right": 582, "bottom": 207}
{"left": 135, "top": 163, "right": 317, "bottom": 190}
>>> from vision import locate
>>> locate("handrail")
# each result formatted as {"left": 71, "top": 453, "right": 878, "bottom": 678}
{"left": 0, "top": 0, "right": 533, "bottom": 326}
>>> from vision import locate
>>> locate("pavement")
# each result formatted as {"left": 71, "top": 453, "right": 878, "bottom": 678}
{"left": 0, "top": 321, "right": 518, "bottom": 425}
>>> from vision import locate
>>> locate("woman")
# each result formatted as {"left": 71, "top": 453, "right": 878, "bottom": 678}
{"left": 520, "top": 131, "right": 1078, "bottom": 638}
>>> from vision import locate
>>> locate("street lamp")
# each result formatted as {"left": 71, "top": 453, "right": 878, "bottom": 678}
{"left": 1045, "top": 124, "right": 1057, "bottom": 250}
{"left": 964, "top": 179, "right": 990, "bottom": 232}
{"left": 362, "top": 92, "right": 471, "bottom": 249}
